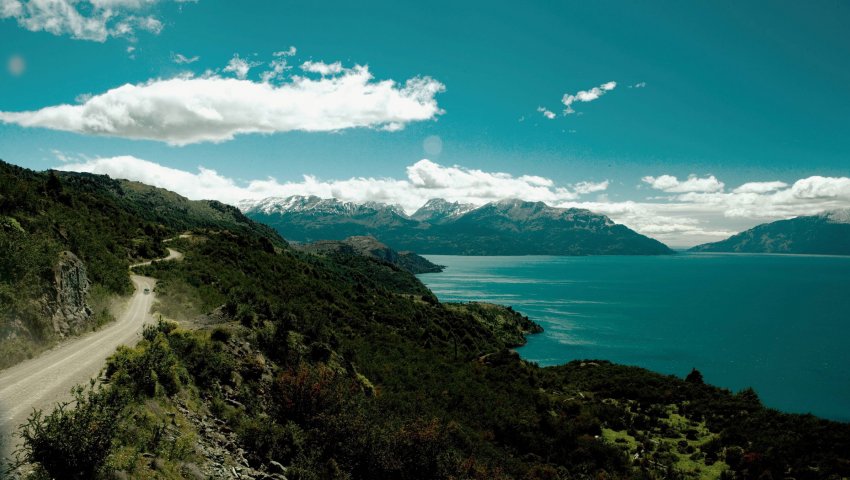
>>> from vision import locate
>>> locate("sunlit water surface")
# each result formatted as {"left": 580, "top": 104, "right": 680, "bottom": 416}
{"left": 419, "top": 253, "right": 850, "bottom": 422}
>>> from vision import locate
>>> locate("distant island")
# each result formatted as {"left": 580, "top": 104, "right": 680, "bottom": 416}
{"left": 241, "top": 196, "right": 674, "bottom": 256}
{"left": 691, "top": 210, "right": 850, "bottom": 255}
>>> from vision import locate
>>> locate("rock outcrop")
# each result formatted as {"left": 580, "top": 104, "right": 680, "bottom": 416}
{"left": 46, "top": 251, "right": 92, "bottom": 337}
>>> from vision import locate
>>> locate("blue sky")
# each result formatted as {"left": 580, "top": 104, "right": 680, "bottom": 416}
{"left": 1, "top": 0, "right": 849, "bottom": 246}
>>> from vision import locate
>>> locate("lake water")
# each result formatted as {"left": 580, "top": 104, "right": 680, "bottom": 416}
{"left": 419, "top": 253, "right": 850, "bottom": 422}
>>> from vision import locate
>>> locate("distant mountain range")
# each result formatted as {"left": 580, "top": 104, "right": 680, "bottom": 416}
{"left": 691, "top": 210, "right": 850, "bottom": 255}
{"left": 241, "top": 195, "right": 674, "bottom": 255}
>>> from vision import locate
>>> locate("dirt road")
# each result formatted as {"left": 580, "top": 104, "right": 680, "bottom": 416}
{"left": 0, "top": 249, "right": 182, "bottom": 460}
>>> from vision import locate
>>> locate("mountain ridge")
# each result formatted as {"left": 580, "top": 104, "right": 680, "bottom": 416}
{"left": 242, "top": 195, "right": 674, "bottom": 255}
{"left": 691, "top": 209, "right": 850, "bottom": 255}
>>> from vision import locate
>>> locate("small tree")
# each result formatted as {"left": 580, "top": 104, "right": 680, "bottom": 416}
{"left": 685, "top": 368, "right": 704, "bottom": 384}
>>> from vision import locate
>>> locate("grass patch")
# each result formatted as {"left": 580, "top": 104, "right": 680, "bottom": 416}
{"left": 148, "top": 277, "right": 203, "bottom": 323}
{"left": 599, "top": 402, "right": 729, "bottom": 480}
{"left": 602, "top": 427, "right": 639, "bottom": 450}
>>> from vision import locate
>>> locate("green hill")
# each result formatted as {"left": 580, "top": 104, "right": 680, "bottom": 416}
{"left": 4, "top": 161, "right": 849, "bottom": 480}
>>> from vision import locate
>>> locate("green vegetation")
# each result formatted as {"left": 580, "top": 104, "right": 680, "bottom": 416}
{"left": 4, "top": 161, "right": 849, "bottom": 479}
{"left": 0, "top": 159, "right": 285, "bottom": 369}
{"left": 15, "top": 230, "right": 850, "bottom": 479}
{"left": 296, "top": 235, "right": 445, "bottom": 274}
{"left": 444, "top": 302, "right": 543, "bottom": 347}
{"left": 690, "top": 210, "right": 850, "bottom": 255}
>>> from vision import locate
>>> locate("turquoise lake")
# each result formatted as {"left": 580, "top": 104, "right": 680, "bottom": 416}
{"left": 419, "top": 253, "right": 850, "bottom": 422}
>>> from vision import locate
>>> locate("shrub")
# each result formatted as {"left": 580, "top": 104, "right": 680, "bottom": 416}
{"left": 16, "top": 385, "right": 125, "bottom": 479}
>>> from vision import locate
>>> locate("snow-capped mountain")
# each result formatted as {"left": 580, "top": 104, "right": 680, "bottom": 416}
{"left": 240, "top": 196, "right": 673, "bottom": 255}
{"left": 410, "top": 198, "right": 476, "bottom": 223}
{"left": 239, "top": 195, "right": 407, "bottom": 217}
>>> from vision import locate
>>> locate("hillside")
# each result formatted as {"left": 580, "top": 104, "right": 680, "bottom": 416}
{"left": 0, "top": 159, "right": 285, "bottom": 368}
{"left": 242, "top": 196, "right": 674, "bottom": 255}
{"left": 296, "top": 235, "right": 443, "bottom": 274}
{"left": 14, "top": 228, "right": 850, "bottom": 480}
{"left": 4, "top": 163, "right": 849, "bottom": 480}
{"left": 691, "top": 210, "right": 850, "bottom": 255}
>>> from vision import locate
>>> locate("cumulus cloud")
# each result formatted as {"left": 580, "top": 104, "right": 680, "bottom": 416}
{"left": 0, "top": 0, "right": 184, "bottom": 42}
{"left": 612, "top": 175, "right": 850, "bottom": 244}
{"left": 301, "top": 60, "right": 343, "bottom": 76}
{"left": 56, "top": 156, "right": 606, "bottom": 211}
{"left": 787, "top": 176, "right": 850, "bottom": 200}
{"left": 222, "top": 54, "right": 263, "bottom": 80}
{"left": 642, "top": 174, "right": 725, "bottom": 193}
{"left": 732, "top": 181, "right": 788, "bottom": 194}
{"left": 53, "top": 156, "right": 850, "bottom": 246}
{"left": 536, "top": 106, "right": 556, "bottom": 119}
{"left": 0, "top": 62, "right": 446, "bottom": 145}
{"left": 561, "top": 81, "right": 616, "bottom": 114}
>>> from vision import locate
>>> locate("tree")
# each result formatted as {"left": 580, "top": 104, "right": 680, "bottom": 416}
{"left": 685, "top": 368, "right": 704, "bottom": 384}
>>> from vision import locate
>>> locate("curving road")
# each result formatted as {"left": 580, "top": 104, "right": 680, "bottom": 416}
{"left": 0, "top": 249, "right": 182, "bottom": 461}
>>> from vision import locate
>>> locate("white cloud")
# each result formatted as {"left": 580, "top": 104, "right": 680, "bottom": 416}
{"left": 171, "top": 52, "right": 199, "bottom": 64}
{"left": 301, "top": 60, "right": 343, "bottom": 76}
{"left": 732, "top": 181, "right": 788, "bottom": 194}
{"left": 261, "top": 49, "right": 297, "bottom": 83}
{"left": 0, "top": 62, "right": 446, "bottom": 145}
{"left": 629, "top": 82, "right": 647, "bottom": 89}
{"left": 56, "top": 157, "right": 606, "bottom": 212}
{"left": 536, "top": 106, "right": 556, "bottom": 119}
{"left": 273, "top": 46, "right": 296, "bottom": 57}
{"left": 1, "top": 0, "right": 22, "bottom": 17}
{"left": 788, "top": 176, "right": 850, "bottom": 200}
{"left": 53, "top": 156, "right": 850, "bottom": 247}
{"left": 562, "top": 81, "right": 617, "bottom": 114}
{"left": 223, "top": 54, "right": 261, "bottom": 80}
{"left": 0, "top": 0, "right": 183, "bottom": 42}
{"left": 642, "top": 174, "right": 725, "bottom": 193}
{"left": 573, "top": 180, "right": 609, "bottom": 195}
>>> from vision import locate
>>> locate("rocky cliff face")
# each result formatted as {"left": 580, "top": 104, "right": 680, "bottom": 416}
{"left": 45, "top": 251, "right": 92, "bottom": 337}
